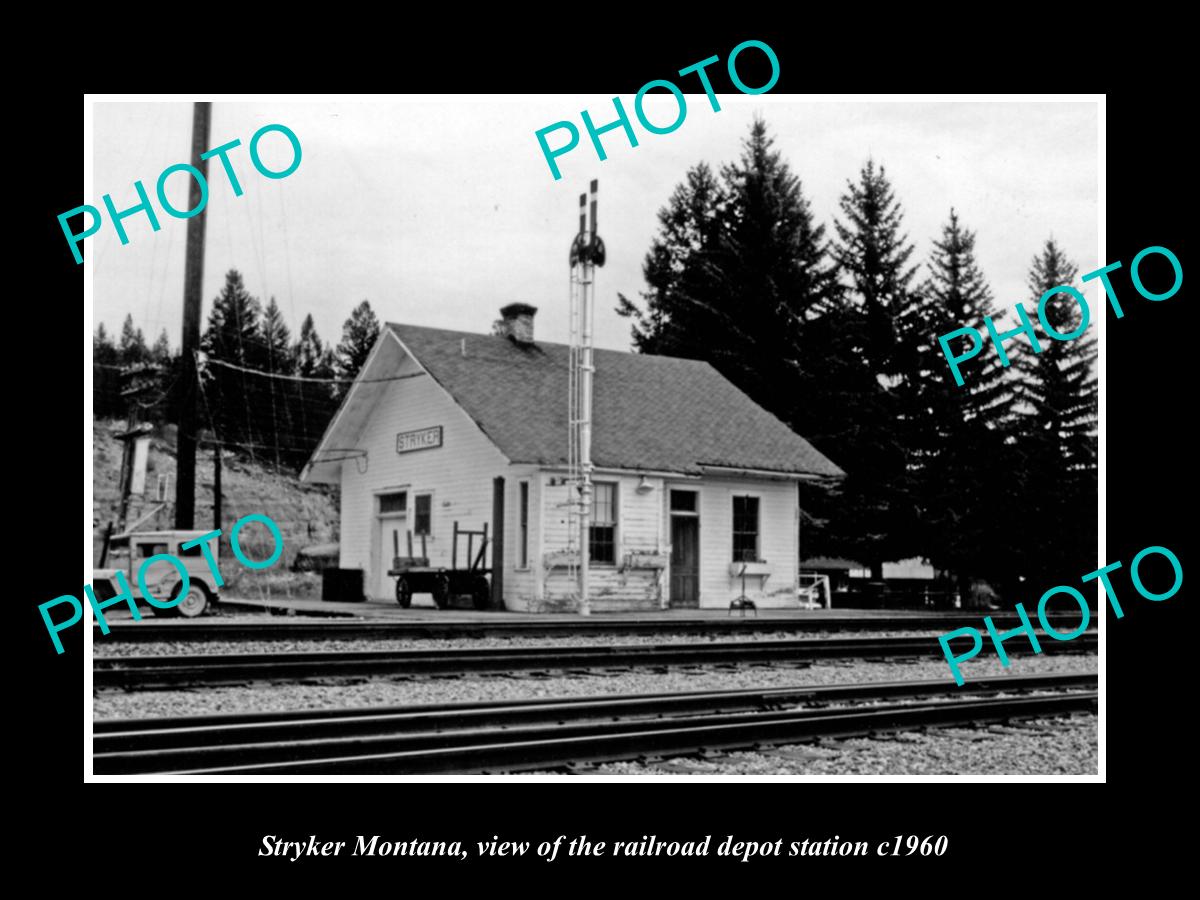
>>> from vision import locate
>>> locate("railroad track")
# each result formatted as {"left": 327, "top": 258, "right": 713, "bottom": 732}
{"left": 93, "top": 632, "right": 1097, "bottom": 689}
{"left": 96, "top": 613, "right": 1092, "bottom": 643}
{"left": 93, "top": 672, "right": 1098, "bottom": 775}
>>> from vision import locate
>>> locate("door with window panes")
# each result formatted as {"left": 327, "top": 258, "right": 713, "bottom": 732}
{"left": 376, "top": 491, "right": 407, "bottom": 599}
{"left": 669, "top": 489, "right": 700, "bottom": 607}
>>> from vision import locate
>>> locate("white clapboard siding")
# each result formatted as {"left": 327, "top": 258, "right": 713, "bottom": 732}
{"left": 695, "top": 477, "right": 799, "bottom": 609}
{"left": 335, "top": 347, "right": 805, "bottom": 612}
{"left": 532, "top": 472, "right": 667, "bottom": 612}
{"left": 339, "top": 361, "right": 509, "bottom": 600}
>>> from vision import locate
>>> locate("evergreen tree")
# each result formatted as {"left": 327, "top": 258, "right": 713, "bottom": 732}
{"left": 118, "top": 313, "right": 149, "bottom": 365}
{"left": 822, "top": 160, "right": 922, "bottom": 578}
{"left": 261, "top": 297, "right": 294, "bottom": 375}
{"left": 200, "top": 269, "right": 265, "bottom": 453}
{"left": 295, "top": 314, "right": 333, "bottom": 378}
{"left": 150, "top": 328, "right": 183, "bottom": 427}
{"left": 336, "top": 300, "right": 381, "bottom": 382}
{"left": 617, "top": 119, "right": 854, "bottom": 564}
{"left": 709, "top": 119, "right": 842, "bottom": 427}
{"left": 257, "top": 297, "right": 295, "bottom": 466}
{"left": 285, "top": 315, "right": 341, "bottom": 457}
{"left": 904, "top": 211, "right": 1019, "bottom": 594}
{"left": 201, "top": 269, "right": 264, "bottom": 366}
{"left": 150, "top": 329, "right": 172, "bottom": 364}
{"left": 616, "top": 162, "right": 726, "bottom": 357}
{"left": 1011, "top": 238, "right": 1098, "bottom": 585}
{"left": 319, "top": 348, "right": 338, "bottom": 385}
{"left": 93, "top": 324, "right": 121, "bottom": 418}
{"left": 832, "top": 160, "right": 920, "bottom": 379}
{"left": 94, "top": 323, "right": 119, "bottom": 365}
{"left": 616, "top": 120, "right": 840, "bottom": 427}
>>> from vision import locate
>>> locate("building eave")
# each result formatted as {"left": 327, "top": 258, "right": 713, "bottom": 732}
{"left": 696, "top": 463, "right": 833, "bottom": 481}
{"left": 300, "top": 330, "right": 410, "bottom": 484}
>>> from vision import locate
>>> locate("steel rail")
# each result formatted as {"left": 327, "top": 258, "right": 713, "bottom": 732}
{"left": 93, "top": 675, "right": 1097, "bottom": 775}
{"left": 93, "top": 633, "right": 1097, "bottom": 689}
{"left": 95, "top": 613, "right": 1093, "bottom": 643}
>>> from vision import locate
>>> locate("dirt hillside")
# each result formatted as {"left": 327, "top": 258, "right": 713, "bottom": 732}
{"left": 92, "top": 419, "right": 339, "bottom": 596}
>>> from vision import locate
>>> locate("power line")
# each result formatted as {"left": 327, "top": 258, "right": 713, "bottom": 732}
{"left": 201, "top": 354, "right": 427, "bottom": 385}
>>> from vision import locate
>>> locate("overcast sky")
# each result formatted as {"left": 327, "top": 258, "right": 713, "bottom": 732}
{"left": 90, "top": 97, "right": 1098, "bottom": 353}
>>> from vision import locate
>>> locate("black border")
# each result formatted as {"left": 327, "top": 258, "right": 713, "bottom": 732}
{"left": 24, "top": 25, "right": 1190, "bottom": 886}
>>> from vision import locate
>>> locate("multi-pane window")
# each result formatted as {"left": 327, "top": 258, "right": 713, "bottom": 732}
{"left": 518, "top": 481, "right": 529, "bottom": 568}
{"left": 589, "top": 482, "right": 617, "bottom": 564}
{"left": 732, "top": 495, "right": 760, "bottom": 562}
{"left": 379, "top": 492, "right": 407, "bottom": 514}
{"left": 414, "top": 493, "right": 432, "bottom": 536}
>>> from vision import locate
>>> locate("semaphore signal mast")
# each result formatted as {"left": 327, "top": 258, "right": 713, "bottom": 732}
{"left": 566, "top": 180, "right": 605, "bottom": 615}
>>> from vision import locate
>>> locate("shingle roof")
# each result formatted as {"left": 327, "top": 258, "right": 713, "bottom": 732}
{"left": 389, "top": 323, "right": 843, "bottom": 478}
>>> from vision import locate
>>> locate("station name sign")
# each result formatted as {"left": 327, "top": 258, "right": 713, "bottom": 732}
{"left": 397, "top": 426, "right": 443, "bottom": 454}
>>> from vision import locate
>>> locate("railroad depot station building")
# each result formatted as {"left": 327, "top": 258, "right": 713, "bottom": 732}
{"left": 302, "top": 305, "right": 843, "bottom": 612}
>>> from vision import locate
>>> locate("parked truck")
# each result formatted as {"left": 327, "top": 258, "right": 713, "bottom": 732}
{"left": 92, "top": 529, "right": 222, "bottom": 618}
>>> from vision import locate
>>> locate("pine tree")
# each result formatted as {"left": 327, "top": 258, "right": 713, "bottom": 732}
{"left": 616, "top": 162, "right": 726, "bottom": 357}
{"left": 150, "top": 329, "right": 172, "bottom": 364}
{"left": 200, "top": 269, "right": 265, "bottom": 453}
{"left": 617, "top": 119, "right": 854, "bottom": 564}
{"left": 295, "top": 314, "right": 333, "bottom": 378}
{"left": 710, "top": 119, "right": 842, "bottom": 427}
{"left": 832, "top": 160, "right": 920, "bottom": 379}
{"left": 286, "top": 317, "right": 340, "bottom": 455}
{"left": 1011, "top": 238, "right": 1097, "bottom": 585}
{"left": 823, "top": 160, "right": 923, "bottom": 578}
{"left": 118, "top": 314, "right": 149, "bottom": 365}
{"left": 261, "top": 297, "right": 294, "bottom": 375}
{"left": 319, "top": 348, "right": 337, "bottom": 383}
{"left": 94, "top": 323, "right": 119, "bottom": 365}
{"left": 904, "top": 210, "right": 1019, "bottom": 594}
{"left": 336, "top": 300, "right": 381, "bottom": 382}
{"left": 201, "top": 269, "right": 264, "bottom": 366}
{"left": 255, "top": 297, "right": 294, "bottom": 466}
{"left": 93, "top": 324, "right": 121, "bottom": 418}
{"left": 146, "top": 328, "right": 182, "bottom": 427}
{"left": 617, "top": 120, "right": 840, "bottom": 427}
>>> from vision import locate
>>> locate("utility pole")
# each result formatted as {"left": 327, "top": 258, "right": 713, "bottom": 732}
{"left": 175, "top": 101, "right": 211, "bottom": 529}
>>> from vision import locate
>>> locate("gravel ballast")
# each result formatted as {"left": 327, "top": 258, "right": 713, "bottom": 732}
{"left": 89, "top": 629, "right": 1077, "bottom": 657}
{"left": 581, "top": 713, "right": 1098, "bottom": 776}
{"left": 93, "top": 652, "right": 1097, "bottom": 720}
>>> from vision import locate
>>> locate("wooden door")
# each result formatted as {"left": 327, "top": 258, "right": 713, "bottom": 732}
{"left": 670, "top": 516, "right": 699, "bottom": 608}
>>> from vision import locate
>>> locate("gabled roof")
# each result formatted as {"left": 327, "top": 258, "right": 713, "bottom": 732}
{"left": 362, "top": 323, "right": 843, "bottom": 479}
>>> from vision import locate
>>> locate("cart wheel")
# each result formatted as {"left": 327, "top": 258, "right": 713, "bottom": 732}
{"left": 432, "top": 573, "right": 451, "bottom": 610}
{"left": 396, "top": 576, "right": 412, "bottom": 608}
{"left": 471, "top": 576, "right": 490, "bottom": 611}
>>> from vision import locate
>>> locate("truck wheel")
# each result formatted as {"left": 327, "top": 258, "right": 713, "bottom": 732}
{"left": 396, "top": 576, "right": 413, "bottom": 608}
{"left": 175, "top": 585, "right": 210, "bottom": 618}
{"left": 471, "top": 577, "right": 490, "bottom": 611}
{"left": 432, "top": 574, "right": 451, "bottom": 610}
{"left": 154, "top": 584, "right": 209, "bottom": 618}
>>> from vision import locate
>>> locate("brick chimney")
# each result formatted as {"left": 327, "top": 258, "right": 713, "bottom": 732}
{"left": 498, "top": 303, "right": 537, "bottom": 343}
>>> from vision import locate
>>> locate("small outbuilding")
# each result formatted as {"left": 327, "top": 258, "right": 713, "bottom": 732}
{"left": 302, "top": 305, "right": 843, "bottom": 612}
